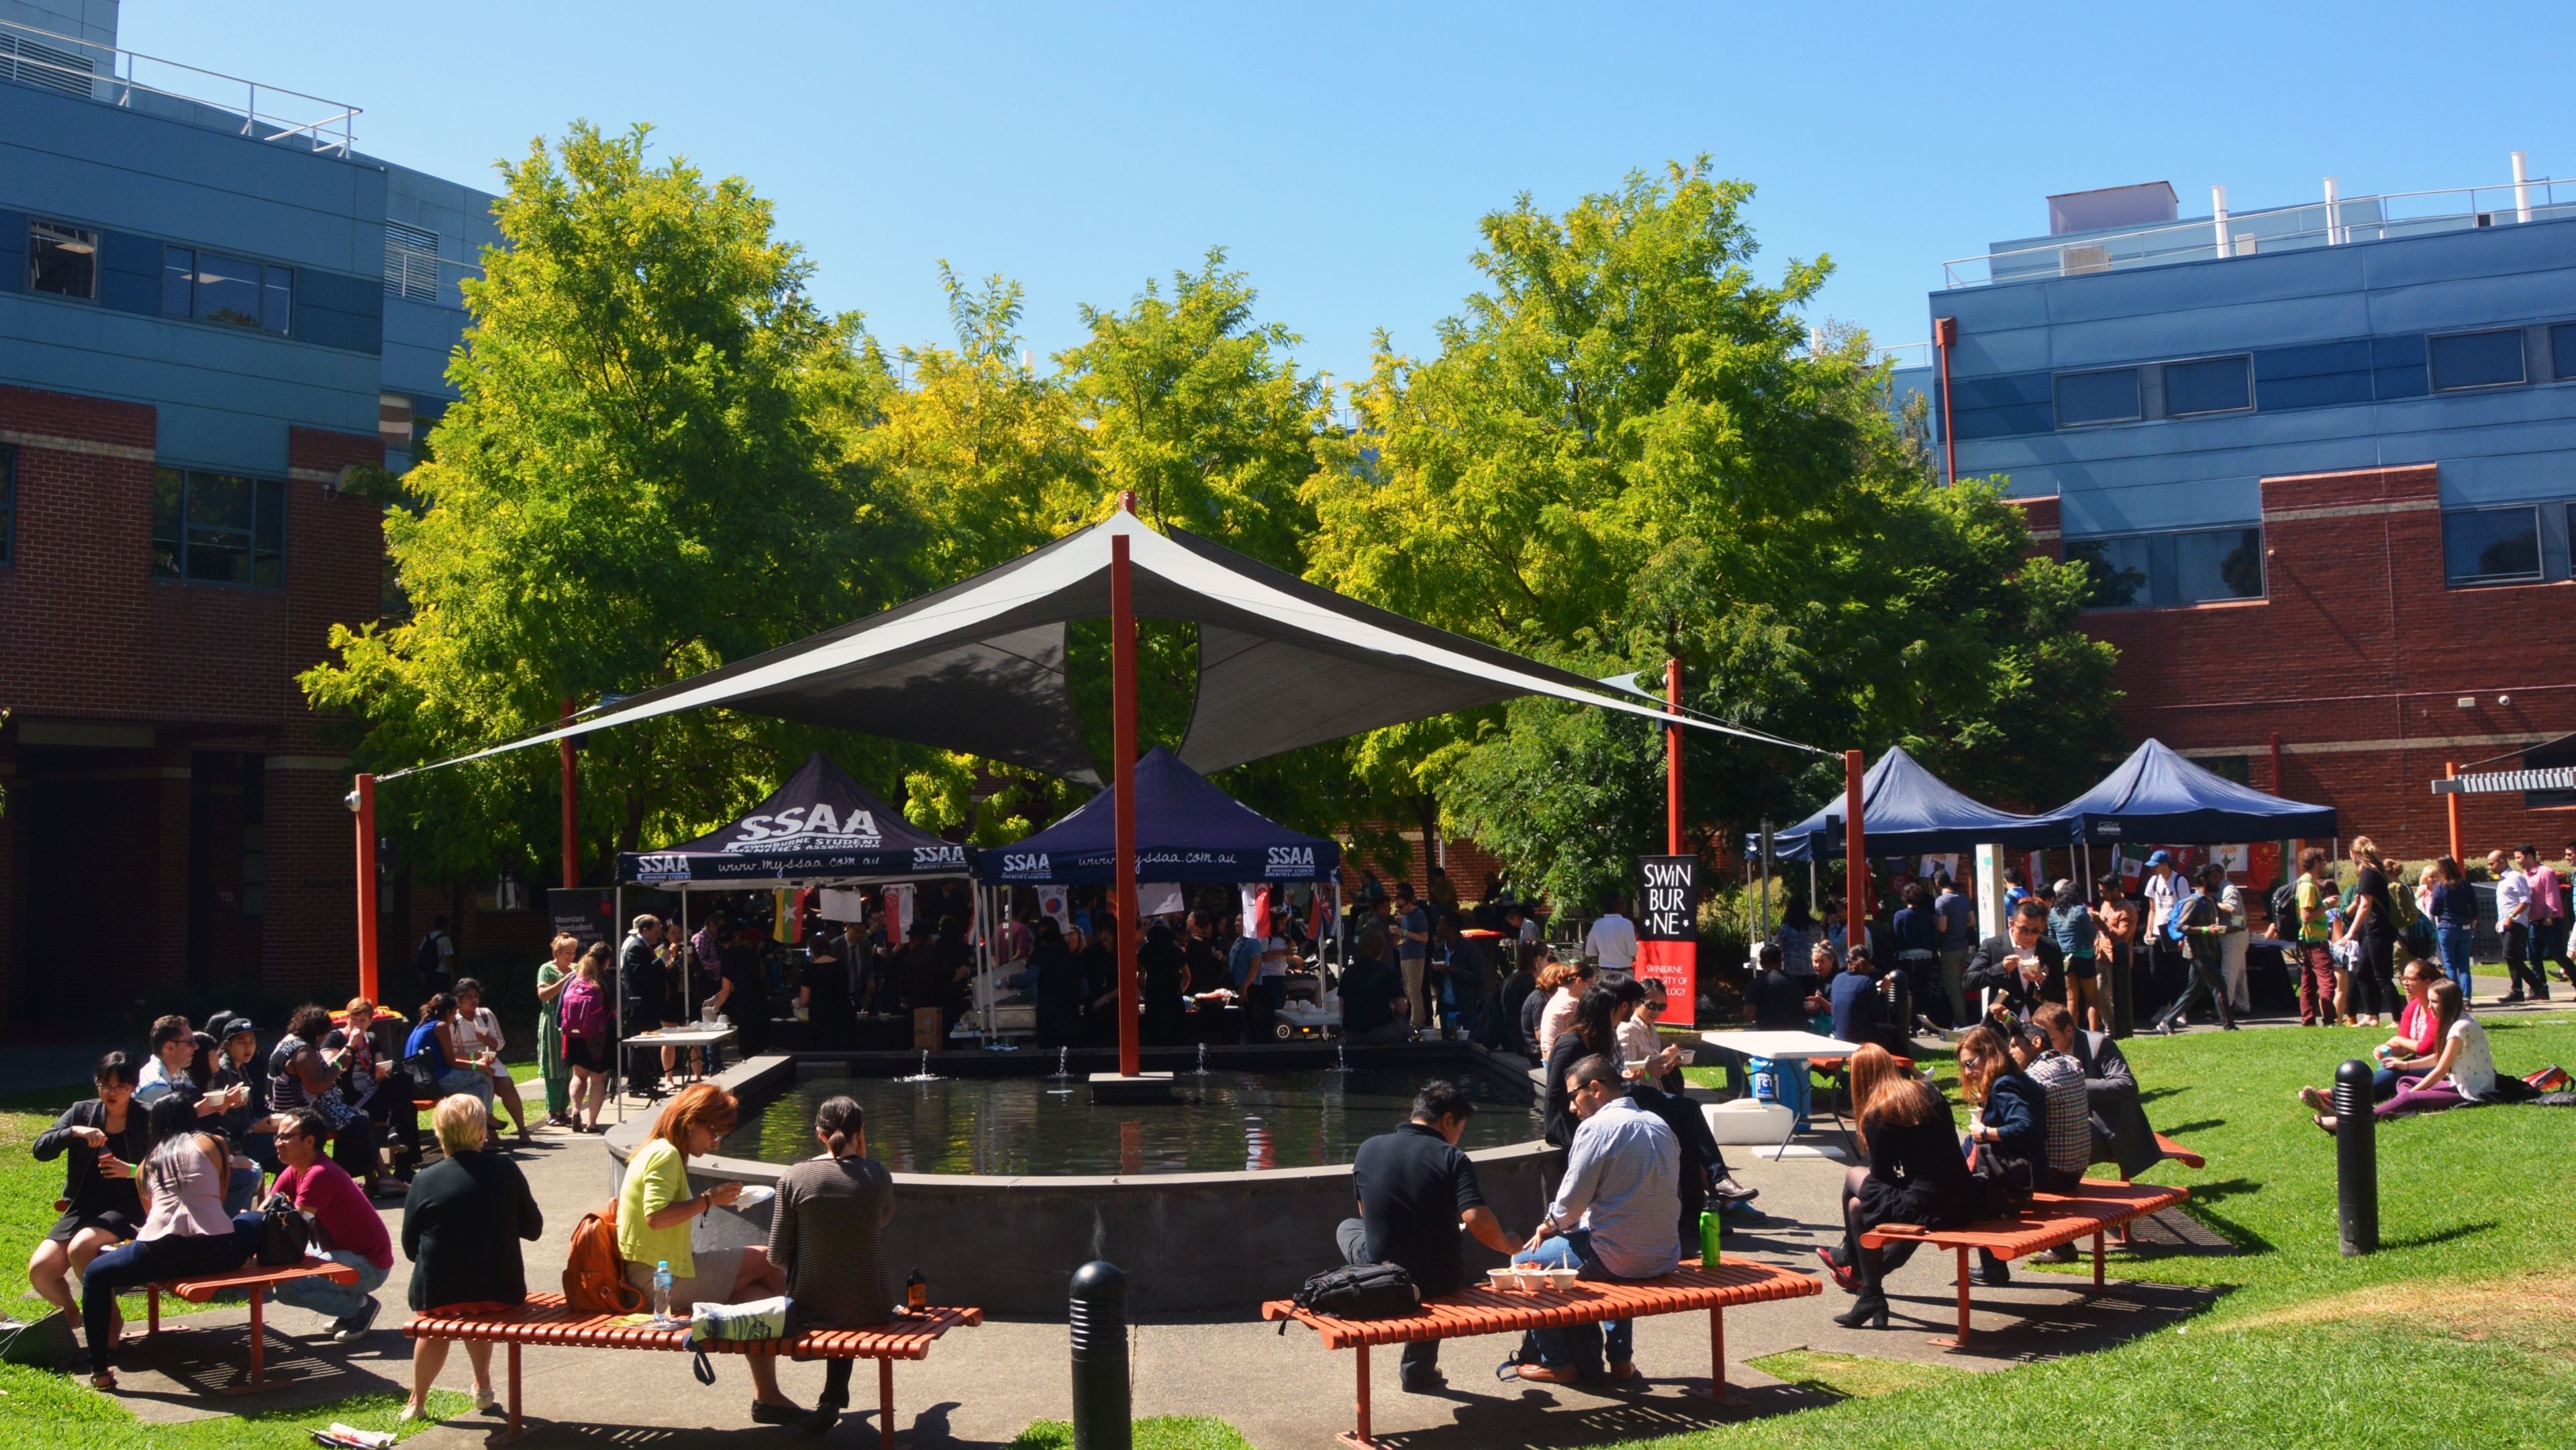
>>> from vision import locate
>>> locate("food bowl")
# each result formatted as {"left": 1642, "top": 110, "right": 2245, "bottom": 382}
{"left": 1544, "top": 1267, "right": 1578, "bottom": 1292}
{"left": 1487, "top": 1267, "right": 1516, "bottom": 1292}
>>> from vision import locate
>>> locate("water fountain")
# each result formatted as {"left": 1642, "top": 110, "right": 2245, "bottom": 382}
{"left": 1047, "top": 1046, "right": 1075, "bottom": 1094}
{"left": 1191, "top": 1042, "right": 1209, "bottom": 1077}
{"left": 1330, "top": 1043, "right": 1350, "bottom": 1073}
{"left": 897, "top": 1050, "right": 941, "bottom": 1083}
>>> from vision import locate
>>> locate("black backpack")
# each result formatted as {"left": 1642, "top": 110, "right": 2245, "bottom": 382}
{"left": 2270, "top": 879, "right": 2302, "bottom": 936}
{"left": 1279, "top": 1262, "right": 1418, "bottom": 1330}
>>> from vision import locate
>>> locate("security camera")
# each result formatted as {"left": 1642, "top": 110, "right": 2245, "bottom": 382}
{"left": 344, "top": 788, "right": 363, "bottom": 813}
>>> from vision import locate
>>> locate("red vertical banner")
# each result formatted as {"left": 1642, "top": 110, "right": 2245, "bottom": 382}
{"left": 1636, "top": 854, "right": 1699, "bottom": 1026}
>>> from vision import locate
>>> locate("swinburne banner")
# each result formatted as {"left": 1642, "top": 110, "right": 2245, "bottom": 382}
{"left": 1634, "top": 854, "right": 1699, "bottom": 1027}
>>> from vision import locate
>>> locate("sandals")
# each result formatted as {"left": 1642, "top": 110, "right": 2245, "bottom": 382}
{"left": 89, "top": 1371, "right": 115, "bottom": 1392}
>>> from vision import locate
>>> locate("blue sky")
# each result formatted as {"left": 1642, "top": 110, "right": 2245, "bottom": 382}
{"left": 121, "top": 1, "right": 2576, "bottom": 387}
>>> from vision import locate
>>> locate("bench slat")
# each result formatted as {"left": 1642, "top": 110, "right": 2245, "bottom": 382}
{"left": 404, "top": 1292, "right": 978, "bottom": 1360}
{"left": 165, "top": 1261, "right": 361, "bottom": 1302}
{"left": 1858, "top": 1179, "right": 2189, "bottom": 1259}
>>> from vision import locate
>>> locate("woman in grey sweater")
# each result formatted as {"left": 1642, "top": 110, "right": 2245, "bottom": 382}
{"left": 769, "top": 1095, "right": 898, "bottom": 1434}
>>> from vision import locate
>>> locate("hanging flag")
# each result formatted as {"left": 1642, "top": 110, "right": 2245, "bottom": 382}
{"left": 1240, "top": 883, "right": 1272, "bottom": 938}
{"left": 885, "top": 883, "right": 915, "bottom": 938}
{"left": 1037, "top": 887, "right": 1072, "bottom": 934}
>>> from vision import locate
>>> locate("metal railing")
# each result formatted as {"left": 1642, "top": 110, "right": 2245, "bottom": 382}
{"left": 1942, "top": 176, "right": 2576, "bottom": 288}
{"left": 0, "top": 17, "right": 358, "bottom": 156}
{"left": 1873, "top": 342, "right": 1932, "bottom": 370}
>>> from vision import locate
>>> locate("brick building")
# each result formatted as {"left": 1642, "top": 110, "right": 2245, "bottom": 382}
{"left": 1897, "top": 165, "right": 2576, "bottom": 863}
{"left": 0, "top": 1, "right": 499, "bottom": 1026}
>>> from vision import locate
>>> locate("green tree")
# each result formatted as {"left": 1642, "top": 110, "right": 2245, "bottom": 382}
{"left": 301, "top": 122, "right": 913, "bottom": 883}
{"left": 1307, "top": 160, "right": 2120, "bottom": 906}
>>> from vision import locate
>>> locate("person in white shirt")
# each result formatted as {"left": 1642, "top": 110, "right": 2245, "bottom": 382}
{"left": 450, "top": 979, "right": 533, "bottom": 1144}
{"left": 2216, "top": 874, "right": 2251, "bottom": 1015}
{"left": 2140, "top": 852, "right": 2183, "bottom": 1009}
{"left": 2489, "top": 849, "right": 2544, "bottom": 1002}
{"left": 2314, "top": 980, "right": 2493, "bottom": 1130}
{"left": 1585, "top": 893, "right": 1638, "bottom": 975}
{"left": 134, "top": 1016, "right": 226, "bottom": 1121}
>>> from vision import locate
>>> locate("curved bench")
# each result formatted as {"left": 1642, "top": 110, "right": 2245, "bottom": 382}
{"left": 406, "top": 1291, "right": 981, "bottom": 1447}
{"left": 1861, "top": 1178, "right": 2189, "bottom": 1347}
{"left": 1264, "top": 1256, "right": 1818, "bottom": 1447}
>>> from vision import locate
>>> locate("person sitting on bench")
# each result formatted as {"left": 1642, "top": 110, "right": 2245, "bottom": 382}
{"left": 1956, "top": 1024, "right": 2042, "bottom": 1286}
{"left": 401, "top": 1094, "right": 542, "bottom": 1421}
{"left": 2030, "top": 1003, "right": 2161, "bottom": 1179}
{"left": 1816, "top": 1060, "right": 1977, "bottom": 1330}
{"left": 267, "top": 1108, "right": 393, "bottom": 1340}
{"left": 2312, "top": 979, "right": 2495, "bottom": 1132}
{"left": 77, "top": 1096, "right": 260, "bottom": 1390}
{"left": 1504, "top": 1055, "right": 1680, "bottom": 1385}
{"left": 771, "top": 1095, "right": 901, "bottom": 1432}
{"left": 1340, "top": 928, "right": 1414, "bottom": 1046}
{"left": 1829, "top": 948, "right": 1911, "bottom": 1058}
{"left": 28, "top": 1053, "right": 148, "bottom": 1367}
{"left": 1336, "top": 1079, "right": 1520, "bottom": 1394}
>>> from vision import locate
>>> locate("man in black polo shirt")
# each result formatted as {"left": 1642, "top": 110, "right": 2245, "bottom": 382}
{"left": 1338, "top": 1079, "right": 1520, "bottom": 1392}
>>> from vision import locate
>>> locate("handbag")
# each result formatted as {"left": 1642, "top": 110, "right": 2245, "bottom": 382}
{"left": 254, "top": 1194, "right": 321, "bottom": 1267}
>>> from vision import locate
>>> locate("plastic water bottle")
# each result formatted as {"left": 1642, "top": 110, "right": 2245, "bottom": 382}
{"left": 652, "top": 1260, "right": 675, "bottom": 1328}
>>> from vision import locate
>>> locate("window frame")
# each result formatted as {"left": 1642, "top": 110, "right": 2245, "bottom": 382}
{"left": 27, "top": 217, "right": 100, "bottom": 301}
{"left": 150, "top": 466, "right": 287, "bottom": 589}
{"left": 2550, "top": 322, "right": 2576, "bottom": 382}
{"left": 0, "top": 443, "right": 15, "bottom": 566}
{"left": 2171, "top": 524, "right": 2267, "bottom": 604}
{"left": 2068, "top": 524, "right": 2266, "bottom": 611}
{"left": 2442, "top": 503, "right": 2544, "bottom": 587}
{"left": 2066, "top": 533, "right": 2156, "bottom": 611}
{"left": 2162, "top": 353, "right": 2255, "bottom": 417}
{"left": 2426, "top": 328, "right": 2527, "bottom": 393}
{"left": 2054, "top": 367, "right": 2144, "bottom": 428}
{"left": 159, "top": 244, "right": 293, "bottom": 337}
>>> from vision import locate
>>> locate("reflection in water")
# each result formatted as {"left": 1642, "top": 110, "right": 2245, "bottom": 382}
{"left": 718, "top": 1069, "right": 1542, "bottom": 1176}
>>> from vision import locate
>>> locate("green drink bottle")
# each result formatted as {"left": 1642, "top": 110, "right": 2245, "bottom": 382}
{"left": 1697, "top": 1209, "right": 1722, "bottom": 1267}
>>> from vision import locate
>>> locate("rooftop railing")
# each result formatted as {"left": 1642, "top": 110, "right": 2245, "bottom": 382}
{"left": 1942, "top": 175, "right": 2576, "bottom": 288}
{"left": 0, "top": 17, "right": 358, "bottom": 156}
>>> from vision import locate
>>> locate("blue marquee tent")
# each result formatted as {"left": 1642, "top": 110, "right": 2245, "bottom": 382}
{"left": 1752, "top": 745, "right": 2073, "bottom": 863}
{"left": 981, "top": 746, "right": 1341, "bottom": 885}
{"left": 2052, "top": 737, "right": 2337, "bottom": 845}
{"left": 617, "top": 751, "right": 973, "bottom": 885}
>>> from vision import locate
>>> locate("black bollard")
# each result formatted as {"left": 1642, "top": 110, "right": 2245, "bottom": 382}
{"left": 2332, "top": 1057, "right": 2377, "bottom": 1257}
{"left": 1069, "top": 1260, "right": 1131, "bottom": 1450}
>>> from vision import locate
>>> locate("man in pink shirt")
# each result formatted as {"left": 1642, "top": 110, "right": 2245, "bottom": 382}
{"left": 267, "top": 1108, "right": 393, "bottom": 1341}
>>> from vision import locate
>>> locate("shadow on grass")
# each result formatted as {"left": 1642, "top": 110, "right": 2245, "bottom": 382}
{"left": 2382, "top": 1220, "right": 2501, "bottom": 1253}
{"left": 2169, "top": 1178, "right": 2273, "bottom": 1255}
{"left": 1363, "top": 1377, "right": 1834, "bottom": 1450}
{"left": 2159, "top": 1118, "right": 2226, "bottom": 1137}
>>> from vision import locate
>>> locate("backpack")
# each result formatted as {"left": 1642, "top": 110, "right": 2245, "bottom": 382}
{"left": 415, "top": 930, "right": 448, "bottom": 979}
{"left": 2270, "top": 880, "right": 2303, "bottom": 936}
{"left": 563, "top": 1200, "right": 646, "bottom": 1314}
{"left": 1277, "top": 1262, "right": 1418, "bottom": 1331}
{"left": 559, "top": 976, "right": 606, "bottom": 1038}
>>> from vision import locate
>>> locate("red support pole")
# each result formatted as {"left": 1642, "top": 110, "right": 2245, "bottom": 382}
{"left": 2446, "top": 761, "right": 2463, "bottom": 865}
{"left": 560, "top": 697, "right": 580, "bottom": 890}
{"left": 1112, "top": 497, "right": 1142, "bottom": 1079}
{"left": 353, "top": 773, "right": 379, "bottom": 1005}
{"left": 1665, "top": 658, "right": 1684, "bottom": 855}
{"left": 1933, "top": 316, "right": 1959, "bottom": 487}
{"left": 1844, "top": 750, "right": 1867, "bottom": 958}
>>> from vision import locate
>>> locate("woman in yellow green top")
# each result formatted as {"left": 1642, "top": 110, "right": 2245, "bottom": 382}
{"left": 534, "top": 934, "right": 575, "bottom": 1126}
{"left": 616, "top": 1083, "right": 801, "bottom": 1423}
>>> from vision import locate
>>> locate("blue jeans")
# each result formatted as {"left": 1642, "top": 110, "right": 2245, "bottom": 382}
{"left": 434, "top": 1066, "right": 493, "bottom": 1106}
{"left": 224, "top": 1163, "right": 264, "bottom": 1216}
{"left": 272, "top": 1248, "right": 388, "bottom": 1322}
{"left": 1518, "top": 1231, "right": 1639, "bottom": 1375}
{"left": 2436, "top": 924, "right": 2475, "bottom": 999}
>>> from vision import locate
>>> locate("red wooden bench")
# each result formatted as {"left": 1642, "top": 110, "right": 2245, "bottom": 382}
{"left": 144, "top": 1259, "right": 363, "bottom": 1394}
{"left": 2152, "top": 1132, "right": 2206, "bottom": 1169}
{"left": 1861, "top": 1178, "right": 2189, "bottom": 1347}
{"left": 1262, "top": 1256, "right": 1818, "bottom": 1447}
{"left": 405, "top": 1292, "right": 982, "bottom": 1447}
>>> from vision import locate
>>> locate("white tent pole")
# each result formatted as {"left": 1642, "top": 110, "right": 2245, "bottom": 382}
{"left": 679, "top": 890, "right": 691, "bottom": 1075}
{"left": 612, "top": 883, "right": 624, "bottom": 1123}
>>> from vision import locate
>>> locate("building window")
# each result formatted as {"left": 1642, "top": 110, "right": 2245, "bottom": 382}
{"left": 2069, "top": 526, "right": 2263, "bottom": 610}
{"left": 2164, "top": 354, "right": 2252, "bottom": 416}
{"left": 28, "top": 218, "right": 98, "bottom": 299}
{"left": 2553, "top": 322, "right": 2576, "bottom": 381}
{"left": 383, "top": 220, "right": 439, "bottom": 302}
{"left": 379, "top": 393, "right": 415, "bottom": 451}
{"left": 2173, "top": 526, "right": 2264, "bottom": 603}
{"left": 2067, "top": 534, "right": 2152, "bottom": 610}
{"left": 151, "top": 467, "right": 285, "bottom": 587}
{"left": 2442, "top": 505, "right": 2542, "bottom": 586}
{"left": 0, "top": 444, "right": 14, "bottom": 565}
{"left": 161, "top": 246, "right": 291, "bottom": 334}
{"left": 2055, "top": 368, "right": 2141, "bottom": 427}
{"left": 2427, "top": 329, "right": 2526, "bottom": 392}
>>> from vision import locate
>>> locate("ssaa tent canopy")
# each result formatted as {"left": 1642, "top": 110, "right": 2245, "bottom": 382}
{"left": 396, "top": 510, "right": 1796, "bottom": 787}
{"left": 981, "top": 746, "right": 1338, "bottom": 886}
{"left": 1754, "top": 745, "right": 2073, "bottom": 862}
{"left": 2053, "top": 738, "right": 2337, "bottom": 845}
{"left": 615, "top": 751, "right": 972, "bottom": 887}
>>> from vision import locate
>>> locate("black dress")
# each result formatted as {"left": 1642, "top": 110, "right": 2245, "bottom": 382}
{"left": 1854, "top": 1111, "right": 1979, "bottom": 1231}
{"left": 1140, "top": 939, "right": 1189, "bottom": 1045}
{"left": 33, "top": 1100, "right": 148, "bottom": 1243}
{"left": 401, "top": 1149, "right": 543, "bottom": 1311}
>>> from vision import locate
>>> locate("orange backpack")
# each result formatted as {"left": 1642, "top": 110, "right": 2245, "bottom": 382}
{"left": 563, "top": 1199, "right": 646, "bottom": 1314}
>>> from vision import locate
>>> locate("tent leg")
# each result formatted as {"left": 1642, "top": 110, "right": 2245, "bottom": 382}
{"left": 613, "top": 885, "right": 625, "bottom": 1123}
{"left": 679, "top": 892, "right": 691, "bottom": 1079}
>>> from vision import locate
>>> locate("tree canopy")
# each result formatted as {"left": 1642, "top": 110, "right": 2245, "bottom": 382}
{"left": 305, "top": 132, "right": 2117, "bottom": 905}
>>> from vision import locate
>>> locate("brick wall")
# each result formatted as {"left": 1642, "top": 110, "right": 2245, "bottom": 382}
{"left": 2021, "top": 463, "right": 2576, "bottom": 863}
{"left": 0, "top": 381, "right": 389, "bottom": 1023}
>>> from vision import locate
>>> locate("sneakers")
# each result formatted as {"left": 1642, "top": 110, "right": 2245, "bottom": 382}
{"left": 2037, "top": 1244, "right": 2078, "bottom": 1263}
{"left": 331, "top": 1298, "right": 381, "bottom": 1343}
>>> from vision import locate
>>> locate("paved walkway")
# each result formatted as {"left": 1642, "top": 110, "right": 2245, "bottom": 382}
{"left": 88, "top": 1081, "right": 2226, "bottom": 1449}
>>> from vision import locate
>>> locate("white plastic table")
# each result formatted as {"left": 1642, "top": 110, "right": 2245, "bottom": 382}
{"left": 1697, "top": 1029, "right": 1864, "bottom": 1154}
{"left": 617, "top": 1025, "right": 738, "bottom": 1118}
